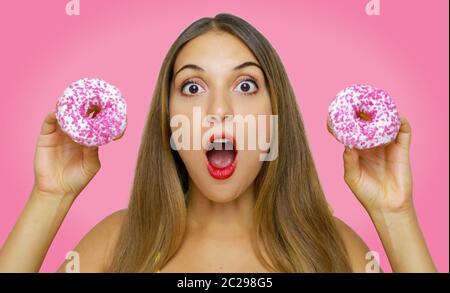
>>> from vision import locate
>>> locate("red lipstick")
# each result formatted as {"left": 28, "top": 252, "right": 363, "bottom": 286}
{"left": 205, "top": 132, "right": 238, "bottom": 180}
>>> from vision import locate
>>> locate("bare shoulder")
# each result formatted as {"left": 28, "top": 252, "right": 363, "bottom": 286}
{"left": 333, "top": 216, "right": 375, "bottom": 273}
{"left": 56, "top": 209, "right": 127, "bottom": 273}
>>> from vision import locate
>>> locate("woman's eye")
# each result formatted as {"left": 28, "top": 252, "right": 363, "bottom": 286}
{"left": 234, "top": 79, "right": 258, "bottom": 94}
{"left": 181, "top": 81, "right": 206, "bottom": 96}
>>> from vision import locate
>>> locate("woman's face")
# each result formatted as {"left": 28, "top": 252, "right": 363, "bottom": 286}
{"left": 169, "top": 31, "right": 273, "bottom": 203}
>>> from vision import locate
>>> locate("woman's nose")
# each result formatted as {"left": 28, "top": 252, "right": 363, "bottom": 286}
{"left": 206, "top": 92, "right": 233, "bottom": 123}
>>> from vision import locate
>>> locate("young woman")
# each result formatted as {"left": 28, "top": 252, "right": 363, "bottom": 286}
{"left": 0, "top": 13, "right": 436, "bottom": 273}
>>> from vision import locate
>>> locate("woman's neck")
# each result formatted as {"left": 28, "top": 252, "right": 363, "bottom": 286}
{"left": 185, "top": 180, "right": 256, "bottom": 240}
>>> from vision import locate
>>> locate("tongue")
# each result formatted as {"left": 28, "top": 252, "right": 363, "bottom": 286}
{"left": 207, "top": 150, "right": 235, "bottom": 169}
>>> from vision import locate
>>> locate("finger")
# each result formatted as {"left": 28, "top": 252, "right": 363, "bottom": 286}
{"left": 82, "top": 145, "right": 100, "bottom": 163}
{"left": 327, "top": 119, "right": 344, "bottom": 146}
{"left": 326, "top": 119, "right": 333, "bottom": 135}
{"left": 81, "top": 146, "right": 101, "bottom": 177}
{"left": 113, "top": 132, "right": 124, "bottom": 141}
{"left": 343, "top": 147, "right": 361, "bottom": 186}
{"left": 113, "top": 117, "right": 127, "bottom": 141}
{"left": 113, "top": 125, "right": 126, "bottom": 141}
{"left": 395, "top": 116, "right": 411, "bottom": 148}
{"left": 40, "top": 112, "right": 58, "bottom": 135}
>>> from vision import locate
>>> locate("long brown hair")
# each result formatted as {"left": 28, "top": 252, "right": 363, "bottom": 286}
{"left": 108, "top": 13, "right": 352, "bottom": 272}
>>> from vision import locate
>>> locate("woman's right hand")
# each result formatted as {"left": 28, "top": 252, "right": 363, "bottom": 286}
{"left": 33, "top": 111, "right": 101, "bottom": 198}
{"left": 0, "top": 111, "right": 110, "bottom": 272}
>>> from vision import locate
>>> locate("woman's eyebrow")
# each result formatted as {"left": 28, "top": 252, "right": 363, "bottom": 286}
{"left": 233, "top": 61, "right": 262, "bottom": 71}
{"left": 174, "top": 61, "right": 262, "bottom": 79}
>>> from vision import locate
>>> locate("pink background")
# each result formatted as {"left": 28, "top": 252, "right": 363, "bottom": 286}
{"left": 0, "top": 0, "right": 448, "bottom": 272}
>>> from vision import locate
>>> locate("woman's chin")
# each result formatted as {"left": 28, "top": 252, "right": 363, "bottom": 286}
{"left": 202, "top": 191, "right": 241, "bottom": 204}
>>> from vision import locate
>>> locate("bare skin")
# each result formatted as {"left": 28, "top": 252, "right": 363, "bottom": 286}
{"left": 0, "top": 32, "right": 436, "bottom": 273}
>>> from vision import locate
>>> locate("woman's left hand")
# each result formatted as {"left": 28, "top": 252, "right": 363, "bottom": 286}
{"left": 329, "top": 116, "right": 437, "bottom": 272}
{"left": 328, "top": 117, "right": 413, "bottom": 215}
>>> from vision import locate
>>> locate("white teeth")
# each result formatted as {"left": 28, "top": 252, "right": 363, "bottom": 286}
{"left": 207, "top": 138, "right": 234, "bottom": 151}
{"left": 213, "top": 138, "right": 231, "bottom": 144}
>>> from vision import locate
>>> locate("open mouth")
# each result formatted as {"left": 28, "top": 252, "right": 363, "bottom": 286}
{"left": 205, "top": 133, "right": 238, "bottom": 180}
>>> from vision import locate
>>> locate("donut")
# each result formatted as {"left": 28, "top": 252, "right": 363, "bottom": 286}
{"left": 56, "top": 78, "right": 127, "bottom": 147}
{"left": 327, "top": 84, "right": 401, "bottom": 150}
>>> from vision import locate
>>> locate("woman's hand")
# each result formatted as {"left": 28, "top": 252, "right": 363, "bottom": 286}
{"left": 328, "top": 117, "right": 413, "bottom": 214}
{"left": 328, "top": 117, "right": 437, "bottom": 272}
{"left": 33, "top": 111, "right": 101, "bottom": 198}
{"left": 0, "top": 111, "right": 110, "bottom": 272}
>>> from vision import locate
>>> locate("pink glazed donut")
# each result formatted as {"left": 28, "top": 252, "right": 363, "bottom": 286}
{"left": 327, "top": 84, "right": 401, "bottom": 150}
{"left": 56, "top": 78, "right": 127, "bottom": 147}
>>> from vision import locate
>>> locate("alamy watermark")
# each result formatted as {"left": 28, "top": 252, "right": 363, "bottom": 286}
{"left": 365, "top": 250, "right": 381, "bottom": 273}
{"left": 65, "top": 250, "right": 80, "bottom": 273}
{"left": 365, "top": 0, "right": 381, "bottom": 16}
{"left": 65, "top": 0, "right": 80, "bottom": 16}
{"left": 170, "top": 106, "right": 279, "bottom": 161}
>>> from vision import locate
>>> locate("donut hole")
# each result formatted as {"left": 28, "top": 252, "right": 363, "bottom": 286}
{"left": 356, "top": 110, "right": 373, "bottom": 122}
{"left": 86, "top": 104, "right": 102, "bottom": 119}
